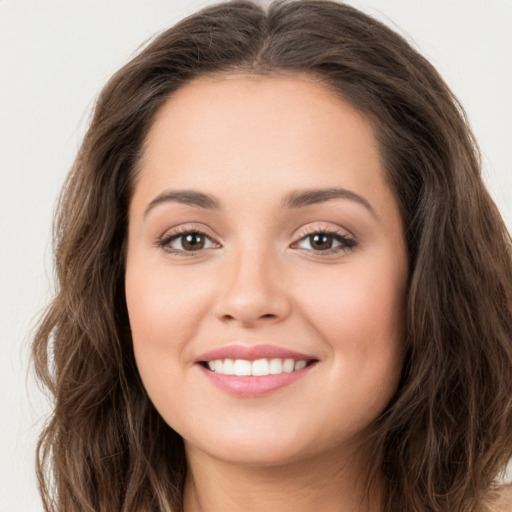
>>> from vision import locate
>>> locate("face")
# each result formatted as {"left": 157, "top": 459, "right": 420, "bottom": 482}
{"left": 125, "top": 74, "right": 409, "bottom": 467}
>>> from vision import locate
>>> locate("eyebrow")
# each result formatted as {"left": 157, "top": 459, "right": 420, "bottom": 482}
{"left": 282, "top": 187, "right": 376, "bottom": 217}
{"left": 144, "top": 187, "right": 377, "bottom": 218}
{"left": 144, "top": 190, "right": 220, "bottom": 216}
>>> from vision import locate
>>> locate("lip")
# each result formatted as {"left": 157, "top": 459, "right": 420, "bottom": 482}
{"left": 195, "top": 343, "right": 317, "bottom": 363}
{"left": 197, "top": 361, "right": 317, "bottom": 397}
{"left": 195, "top": 343, "right": 319, "bottom": 397}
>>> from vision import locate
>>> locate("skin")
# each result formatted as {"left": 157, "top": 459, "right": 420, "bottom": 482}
{"left": 125, "top": 73, "right": 409, "bottom": 512}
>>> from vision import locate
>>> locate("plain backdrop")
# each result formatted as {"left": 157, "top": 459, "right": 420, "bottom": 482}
{"left": 1, "top": 1, "right": 511, "bottom": 510}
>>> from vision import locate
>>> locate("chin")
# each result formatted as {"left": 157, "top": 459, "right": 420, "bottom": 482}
{"left": 183, "top": 420, "right": 364, "bottom": 470}
{"left": 190, "top": 440, "right": 312, "bottom": 468}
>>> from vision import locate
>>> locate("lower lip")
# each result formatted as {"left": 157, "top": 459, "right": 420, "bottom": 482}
{"left": 198, "top": 363, "right": 317, "bottom": 397}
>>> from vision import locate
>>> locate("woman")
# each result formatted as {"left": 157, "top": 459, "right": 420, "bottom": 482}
{"left": 32, "top": 1, "right": 512, "bottom": 511}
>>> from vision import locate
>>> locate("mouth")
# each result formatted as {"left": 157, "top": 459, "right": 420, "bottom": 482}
{"left": 200, "top": 357, "right": 317, "bottom": 376}
{"left": 195, "top": 344, "right": 319, "bottom": 396}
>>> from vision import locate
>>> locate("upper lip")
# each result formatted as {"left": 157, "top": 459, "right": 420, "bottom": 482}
{"left": 195, "top": 344, "right": 318, "bottom": 363}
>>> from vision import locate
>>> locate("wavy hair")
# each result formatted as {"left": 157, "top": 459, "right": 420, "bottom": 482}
{"left": 32, "top": 1, "right": 512, "bottom": 511}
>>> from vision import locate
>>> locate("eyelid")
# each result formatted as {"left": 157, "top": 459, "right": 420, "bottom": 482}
{"left": 157, "top": 224, "right": 221, "bottom": 255}
{"left": 294, "top": 223, "right": 354, "bottom": 241}
{"left": 157, "top": 222, "right": 357, "bottom": 257}
{"left": 291, "top": 224, "right": 357, "bottom": 255}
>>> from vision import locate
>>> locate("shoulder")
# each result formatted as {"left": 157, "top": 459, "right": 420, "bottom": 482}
{"left": 484, "top": 484, "right": 512, "bottom": 512}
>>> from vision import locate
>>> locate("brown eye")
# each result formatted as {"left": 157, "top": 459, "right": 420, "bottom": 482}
{"left": 294, "top": 230, "right": 357, "bottom": 254}
{"left": 180, "top": 233, "right": 206, "bottom": 250}
{"left": 161, "top": 230, "right": 218, "bottom": 253}
{"left": 308, "top": 233, "right": 335, "bottom": 250}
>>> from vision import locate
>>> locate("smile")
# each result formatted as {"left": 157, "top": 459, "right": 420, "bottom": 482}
{"left": 205, "top": 358, "right": 311, "bottom": 376}
{"left": 195, "top": 344, "right": 319, "bottom": 396}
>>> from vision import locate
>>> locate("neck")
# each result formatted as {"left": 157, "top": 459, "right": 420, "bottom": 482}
{"left": 182, "top": 443, "right": 385, "bottom": 512}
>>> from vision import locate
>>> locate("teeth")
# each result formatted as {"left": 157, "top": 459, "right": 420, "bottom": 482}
{"left": 269, "top": 358, "right": 283, "bottom": 374}
{"left": 294, "top": 360, "right": 307, "bottom": 371}
{"left": 252, "top": 358, "right": 270, "bottom": 376}
{"left": 283, "top": 358, "right": 294, "bottom": 373}
{"left": 234, "top": 359, "right": 252, "bottom": 376}
{"left": 206, "top": 358, "right": 310, "bottom": 376}
{"left": 223, "top": 358, "right": 234, "bottom": 375}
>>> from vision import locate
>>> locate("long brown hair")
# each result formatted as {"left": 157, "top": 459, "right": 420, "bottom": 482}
{"left": 32, "top": 1, "right": 512, "bottom": 511}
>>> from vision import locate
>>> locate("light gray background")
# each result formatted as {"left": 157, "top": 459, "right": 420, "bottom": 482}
{"left": 1, "top": 1, "right": 511, "bottom": 510}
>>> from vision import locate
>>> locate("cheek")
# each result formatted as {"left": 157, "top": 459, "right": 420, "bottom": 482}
{"left": 295, "top": 253, "right": 407, "bottom": 414}
{"left": 125, "top": 262, "right": 214, "bottom": 408}
{"left": 298, "top": 258, "right": 407, "bottom": 350}
{"left": 125, "top": 260, "right": 218, "bottom": 424}
{"left": 126, "top": 262, "right": 212, "bottom": 350}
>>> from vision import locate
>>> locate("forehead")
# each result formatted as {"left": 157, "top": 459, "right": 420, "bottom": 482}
{"left": 128, "top": 72, "right": 402, "bottom": 229}
{"left": 138, "top": 73, "right": 382, "bottom": 184}
{"left": 146, "top": 72, "right": 375, "bottom": 146}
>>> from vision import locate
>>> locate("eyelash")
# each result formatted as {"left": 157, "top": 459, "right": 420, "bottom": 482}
{"left": 292, "top": 226, "right": 357, "bottom": 255}
{"left": 157, "top": 226, "right": 220, "bottom": 257}
{"left": 157, "top": 225, "right": 357, "bottom": 257}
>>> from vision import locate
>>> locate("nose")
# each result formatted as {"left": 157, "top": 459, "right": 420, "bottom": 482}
{"left": 213, "top": 245, "right": 292, "bottom": 327}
